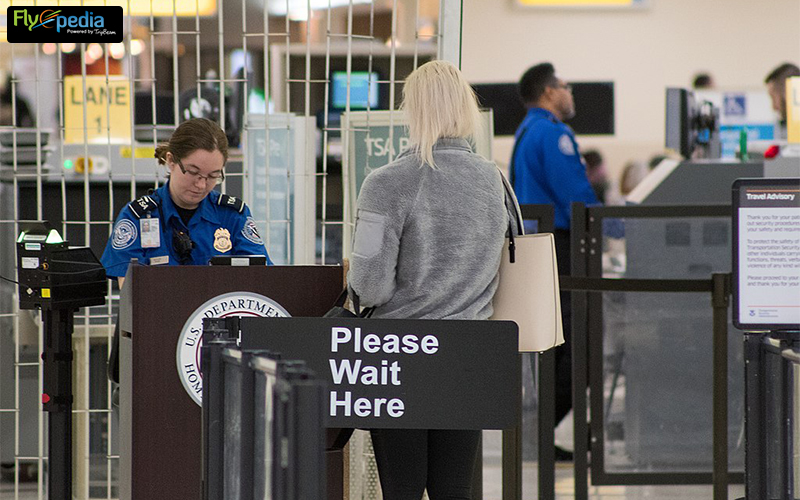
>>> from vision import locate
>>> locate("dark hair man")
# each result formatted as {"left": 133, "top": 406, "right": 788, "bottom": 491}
{"left": 765, "top": 63, "right": 800, "bottom": 134}
{"left": 511, "top": 62, "right": 599, "bottom": 461}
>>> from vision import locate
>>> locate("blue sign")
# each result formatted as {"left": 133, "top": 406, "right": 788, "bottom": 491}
{"left": 723, "top": 93, "right": 747, "bottom": 117}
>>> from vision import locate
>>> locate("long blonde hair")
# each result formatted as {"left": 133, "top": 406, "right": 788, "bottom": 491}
{"left": 402, "top": 60, "right": 482, "bottom": 168}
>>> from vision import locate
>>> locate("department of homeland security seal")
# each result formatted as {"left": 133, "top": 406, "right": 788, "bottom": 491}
{"left": 176, "top": 291, "right": 290, "bottom": 405}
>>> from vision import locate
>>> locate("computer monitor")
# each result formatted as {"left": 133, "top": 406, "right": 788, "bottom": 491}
{"left": 472, "top": 83, "right": 527, "bottom": 136}
{"left": 665, "top": 87, "right": 720, "bottom": 159}
{"left": 209, "top": 255, "right": 268, "bottom": 266}
{"left": 471, "top": 81, "right": 615, "bottom": 136}
{"left": 564, "top": 82, "right": 615, "bottom": 136}
{"left": 330, "top": 71, "right": 380, "bottom": 110}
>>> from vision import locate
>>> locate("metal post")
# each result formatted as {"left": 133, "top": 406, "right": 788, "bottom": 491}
{"left": 438, "top": 0, "right": 463, "bottom": 66}
{"left": 41, "top": 308, "right": 75, "bottom": 500}
{"left": 571, "top": 203, "right": 589, "bottom": 500}
{"left": 537, "top": 350, "right": 556, "bottom": 500}
{"left": 711, "top": 273, "right": 730, "bottom": 500}
{"left": 743, "top": 333, "right": 766, "bottom": 500}
{"left": 502, "top": 357, "right": 523, "bottom": 500}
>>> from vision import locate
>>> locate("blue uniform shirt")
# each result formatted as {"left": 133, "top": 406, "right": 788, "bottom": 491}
{"left": 101, "top": 182, "right": 272, "bottom": 278}
{"left": 511, "top": 108, "right": 599, "bottom": 230}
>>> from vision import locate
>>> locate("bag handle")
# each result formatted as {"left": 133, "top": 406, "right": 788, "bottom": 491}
{"left": 496, "top": 166, "right": 525, "bottom": 263}
{"left": 338, "top": 286, "right": 374, "bottom": 318}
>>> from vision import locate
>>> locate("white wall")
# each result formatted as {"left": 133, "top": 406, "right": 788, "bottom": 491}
{"left": 461, "top": 0, "right": 800, "bottom": 181}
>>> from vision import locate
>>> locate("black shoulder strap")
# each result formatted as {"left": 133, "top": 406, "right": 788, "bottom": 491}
{"left": 218, "top": 194, "right": 245, "bottom": 214}
{"left": 509, "top": 124, "right": 531, "bottom": 187}
{"left": 128, "top": 195, "right": 159, "bottom": 219}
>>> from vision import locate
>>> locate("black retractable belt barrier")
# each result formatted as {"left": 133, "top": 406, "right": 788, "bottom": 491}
{"left": 201, "top": 317, "right": 327, "bottom": 500}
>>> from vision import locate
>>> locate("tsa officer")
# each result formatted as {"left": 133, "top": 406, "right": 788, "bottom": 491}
{"left": 101, "top": 118, "right": 272, "bottom": 288}
{"left": 510, "top": 62, "right": 599, "bottom": 460}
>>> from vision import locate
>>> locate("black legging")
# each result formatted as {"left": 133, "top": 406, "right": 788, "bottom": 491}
{"left": 370, "top": 428, "right": 480, "bottom": 500}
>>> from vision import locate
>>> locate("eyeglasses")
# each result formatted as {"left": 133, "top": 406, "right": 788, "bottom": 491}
{"left": 552, "top": 82, "right": 572, "bottom": 92}
{"left": 176, "top": 158, "right": 225, "bottom": 185}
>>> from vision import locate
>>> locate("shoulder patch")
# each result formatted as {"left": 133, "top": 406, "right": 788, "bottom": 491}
{"left": 111, "top": 219, "right": 137, "bottom": 250}
{"left": 218, "top": 194, "right": 245, "bottom": 214}
{"left": 128, "top": 195, "right": 159, "bottom": 219}
{"left": 241, "top": 216, "right": 264, "bottom": 245}
{"left": 558, "top": 134, "right": 576, "bottom": 156}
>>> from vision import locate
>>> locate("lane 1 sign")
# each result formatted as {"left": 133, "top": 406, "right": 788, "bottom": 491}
{"left": 64, "top": 75, "right": 131, "bottom": 144}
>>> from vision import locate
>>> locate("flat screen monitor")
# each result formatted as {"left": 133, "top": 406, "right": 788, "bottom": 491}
{"left": 330, "top": 71, "right": 379, "bottom": 110}
{"left": 733, "top": 177, "right": 800, "bottom": 331}
{"left": 472, "top": 83, "right": 527, "bottom": 136}
{"left": 209, "top": 255, "right": 267, "bottom": 266}
{"left": 564, "top": 82, "right": 615, "bottom": 135}
{"left": 471, "top": 81, "right": 615, "bottom": 136}
{"left": 665, "top": 88, "right": 696, "bottom": 158}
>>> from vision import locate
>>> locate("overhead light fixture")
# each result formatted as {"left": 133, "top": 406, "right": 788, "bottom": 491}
{"left": 268, "top": 0, "right": 372, "bottom": 17}
{"left": 130, "top": 39, "right": 145, "bottom": 57}
{"left": 61, "top": 43, "right": 76, "bottom": 54}
{"left": 109, "top": 42, "right": 126, "bottom": 60}
{"left": 42, "top": 43, "right": 57, "bottom": 55}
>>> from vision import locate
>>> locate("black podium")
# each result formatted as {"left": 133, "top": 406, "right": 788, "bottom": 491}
{"left": 118, "top": 264, "right": 342, "bottom": 500}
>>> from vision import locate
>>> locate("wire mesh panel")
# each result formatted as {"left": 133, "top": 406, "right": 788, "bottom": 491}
{"left": 0, "top": 1, "right": 444, "bottom": 498}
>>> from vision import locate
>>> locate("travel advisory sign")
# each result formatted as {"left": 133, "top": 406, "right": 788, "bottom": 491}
{"left": 177, "top": 292, "right": 290, "bottom": 405}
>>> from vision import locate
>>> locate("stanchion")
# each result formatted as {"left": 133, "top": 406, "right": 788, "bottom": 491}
{"left": 41, "top": 308, "right": 76, "bottom": 500}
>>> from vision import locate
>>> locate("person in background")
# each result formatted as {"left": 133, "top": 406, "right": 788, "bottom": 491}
{"left": 583, "top": 149, "right": 609, "bottom": 203}
{"left": 692, "top": 72, "right": 715, "bottom": 90}
{"left": 510, "top": 62, "right": 599, "bottom": 461}
{"left": 0, "top": 75, "right": 34, "bottom": 127}
{"left": 101, "top": 118, "right": 271, "bottom": 383}
{"left": 348, "top": 60, "right": 509, "bottom": 499}
{"left": 765, "top": 63, "right": 800, "bottom": 138}
{"left": 620, "top": 160, "right": 651, "bottom": 198}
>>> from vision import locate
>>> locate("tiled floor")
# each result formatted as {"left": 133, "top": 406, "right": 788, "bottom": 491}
{"left": 480, "top": 430, "right": 746, "bottom": 500}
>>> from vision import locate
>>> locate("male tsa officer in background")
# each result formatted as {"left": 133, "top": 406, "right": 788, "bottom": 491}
{"left": 101, "top": 117, "right": 272, "bottom": 288}
{"left": 510, "top": 62, "right": 599, "bottom": 461}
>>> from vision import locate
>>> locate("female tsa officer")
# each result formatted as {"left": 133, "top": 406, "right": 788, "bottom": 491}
{"left": 101, "top": 118, "right": 271, "bottom": 384}
{"left": 101, "top": 117, "right": 272, "bottom": 287}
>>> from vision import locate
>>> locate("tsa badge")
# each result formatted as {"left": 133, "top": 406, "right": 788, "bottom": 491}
{"left": 213, "top": 228, "right": 232, "bottom": 253}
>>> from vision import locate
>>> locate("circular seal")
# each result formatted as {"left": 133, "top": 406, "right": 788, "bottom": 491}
{"left": 241, "top": 216, "right": 264, "bottom": 245}
{"left": 111, "top": 219, "right": 137, "bottom": 249}
{"left": 558, "top": 134, "right": 575, "bottom": 156}
{"left": 176, "top": 291, "right": 290, "bottom": 405}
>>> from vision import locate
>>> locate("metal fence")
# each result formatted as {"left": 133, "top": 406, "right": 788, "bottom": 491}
{"left": 0, "top": 1, "right": 454, "bottom": 498}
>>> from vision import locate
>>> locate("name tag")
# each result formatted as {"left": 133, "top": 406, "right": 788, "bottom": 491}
{"left": 150, "top": 255, "right": 169, "bottom": 266}
{"left": 140, "top": 218, "right": 160, "bottom": 248}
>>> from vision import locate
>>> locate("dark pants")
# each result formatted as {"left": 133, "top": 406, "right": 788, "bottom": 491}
{"left": 370, "top": 428, "right": 480, "bottom": 500}
{"left": 553, "top": 229, "right": 572, "bottom": 426}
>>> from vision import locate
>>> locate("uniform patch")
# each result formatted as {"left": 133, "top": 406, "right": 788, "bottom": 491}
{"left": 111, "top": 219, "right": 137, "bottom": 250}
{"left": 558, "top": 134, "right": 575, "bottom": 156}
{"left": 242, "top": 217, "right": 264, "bottom": 245}
{"left": 214, "top": 228, "right": 232, "bottom": 253}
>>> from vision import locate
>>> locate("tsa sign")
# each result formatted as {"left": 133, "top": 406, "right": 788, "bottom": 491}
{"left": 64, "top": 75, "right": 131, "bottom": 144}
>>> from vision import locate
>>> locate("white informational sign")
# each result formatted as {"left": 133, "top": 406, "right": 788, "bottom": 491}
{"left": 733, "top": 178, "right": 800, "bottom": 330}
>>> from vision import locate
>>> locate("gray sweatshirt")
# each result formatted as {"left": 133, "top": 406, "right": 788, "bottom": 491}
{"left": 347, "top": 137, "right": 508, "bottom": 320}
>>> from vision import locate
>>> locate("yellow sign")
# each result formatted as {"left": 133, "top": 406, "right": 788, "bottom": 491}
{"left": 0, "top": 0, "right": 215, "bottom": 16}
{"left": 64, "top": 75, "right": 131, "bottom": 144}
{"left": 787, "top": 77, "right": 800, "bottom": 144}
{"left": 120, "top": 146, "right": 156, "bottom": 159}
{"left": 518, "top": 0, "right": 639, "bottom": 5}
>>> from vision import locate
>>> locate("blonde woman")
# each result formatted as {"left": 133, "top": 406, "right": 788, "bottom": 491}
{"left": 347, "top": 61, "right": 509, "bottom": 499}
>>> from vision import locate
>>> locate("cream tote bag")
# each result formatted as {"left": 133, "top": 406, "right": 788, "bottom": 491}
{"left": 491, "top": 168, "right": 565, "bottom": 352}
